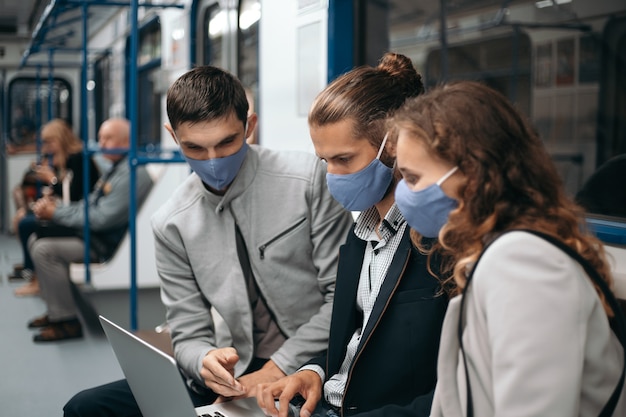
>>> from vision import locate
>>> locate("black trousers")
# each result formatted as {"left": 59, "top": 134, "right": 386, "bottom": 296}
{"left": 63, "top": 358, "right": 268, "bottom": 417}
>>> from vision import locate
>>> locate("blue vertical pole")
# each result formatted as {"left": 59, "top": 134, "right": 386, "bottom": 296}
{"left": 509, "top": 25, "right": 520, "bottom": 104}
{"left": 439, "top": 0, "right": 449, "bottom": 83}
{"left": 34, "top": 66, "right": 44, "bottom": 198}
{"left": 128, "top": 0, "right": 139, "bottom": 331}
{"left": 35, "top": 66, "right": 42, "bottom": 163}
{"left": 48, "top": 49, "right": 54, "bottom": 120}
{"left": 82, "top": 1, "right": 91, "bottom": 284}
{"left": 327, "top": 0, "right": 354, "bottom": 83}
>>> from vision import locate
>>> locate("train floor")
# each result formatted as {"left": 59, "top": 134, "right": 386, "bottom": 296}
{"left": 0, "top": 231, "right": 168, "bottom": 415}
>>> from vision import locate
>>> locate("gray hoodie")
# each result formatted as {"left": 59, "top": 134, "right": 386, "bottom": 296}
{"left": 151, "top": 145, "right": 354, "bottom": 385}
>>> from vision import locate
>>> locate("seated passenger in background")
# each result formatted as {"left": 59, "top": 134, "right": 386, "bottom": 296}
{"left": 391, "top": 81, "right": 626, "bottom": 416}
{"left": 26, "top": 118, "right": 153, "bottom": 342}
{"left": 11, "top": 118, "right": 100, "bottom": 296}
{"left": 257, "top": 52, "right": 450, "bottom": 417}
{"left": 63, "top": 66, "right": 353, "bottom": 417}
{"left": 575, "top": 153, "right": 626, "bottom": 218}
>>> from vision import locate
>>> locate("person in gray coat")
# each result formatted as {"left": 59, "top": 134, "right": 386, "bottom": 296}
{"left": 26, "top": 118, "right": 153, "bottom": 343}
{"left": 63, "top": 67, "right": 353, "bottom": 417}
{"left": 392, "top": 81, "right": 625, "bottom": 416}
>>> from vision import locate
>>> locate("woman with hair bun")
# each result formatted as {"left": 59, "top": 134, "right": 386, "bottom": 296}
{"left": 256, "top": 52, "right": 450, "bottom": 417}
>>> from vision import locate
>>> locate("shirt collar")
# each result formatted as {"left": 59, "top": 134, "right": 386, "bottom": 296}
{"left": 354, "top": 203, "right": 405, "bottom": 243}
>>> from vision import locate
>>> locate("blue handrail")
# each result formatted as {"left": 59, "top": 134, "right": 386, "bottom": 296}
{"left": 586, "top": 216, "right": 626, "bottom": 246}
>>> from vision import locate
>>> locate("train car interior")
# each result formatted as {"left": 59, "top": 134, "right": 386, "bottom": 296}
{"left": 0, "top": 0, "right": 625, "bottom": 414}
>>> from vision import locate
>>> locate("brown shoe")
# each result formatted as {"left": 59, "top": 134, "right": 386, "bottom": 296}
{"left": 28, "top": 314, "right": 51, "bottom": 329}
{"left": 33, "top": 319, "right": 83, "bottom": 342}
{"left": 14, "top": 277, "right": 40, "bottom": 297}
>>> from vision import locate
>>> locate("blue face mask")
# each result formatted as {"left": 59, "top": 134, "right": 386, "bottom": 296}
{"left": 325, "top": 135, "right": 394, "bottom": 211}
{"left": 184, "top": 142, "right": 249, "bottom": 191}
{"left": 395, "top": 166, "right": 459, "bottom": 238}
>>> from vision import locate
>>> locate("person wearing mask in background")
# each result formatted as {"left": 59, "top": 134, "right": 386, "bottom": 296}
{"left": 257, "top": 52, "right": 450, "bottom": 417}
{"left": 11, "top": 118, "right": 100, "bottom": 296}
{"left": 26, "top": 118, "right": 153, "bottom": 342}
{"left": 392, "top": 80, "right": 625, "bottom": 416}
{"left": 63, "top": 66, "right": 353, "bottom": 417}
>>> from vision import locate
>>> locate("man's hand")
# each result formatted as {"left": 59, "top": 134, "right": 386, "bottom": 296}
{"left": 32, "top": 197, "right": 56, "bottom": 220}
{"left": 256, "top": 370, "right": 322, "bottom": 417}
{"left": 215, "top": 359, "right": 286, "bottom": 403}
{"left": 200, "top": 347, "right": 246, "bottom": 397}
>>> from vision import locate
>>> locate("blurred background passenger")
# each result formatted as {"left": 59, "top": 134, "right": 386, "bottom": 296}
{"left": 244, "top": 87, "right": 258, "bottom": 145}
{"left": 575, "top": 153, "right": 626, "bottom": 218}
{"left": 25, "top": 118, "right": 153, "bottom": 342}
{"left": 257, "top": 52, "right": 449, "bottom": 417}
{"left": 392, "top": 81, "right": 625, "bottom": 416}
{"left": 11, "top": 118, "right": 100, "bottom": 297}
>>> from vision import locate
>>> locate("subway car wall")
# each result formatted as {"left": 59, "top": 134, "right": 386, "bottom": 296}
{"left": 0, "top": 0, "right": 625, "bottom": 276}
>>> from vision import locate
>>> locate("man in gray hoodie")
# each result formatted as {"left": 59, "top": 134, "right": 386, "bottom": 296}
{"left": 63, "top": 67, "right": 353, "bottom": 417}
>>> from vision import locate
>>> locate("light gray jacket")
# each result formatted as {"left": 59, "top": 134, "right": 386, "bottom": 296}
{"left": 151, "top": 145, "right": 354, "bottom": 385}
{"left": 431, "top": 231, "right": 625, "bottom": 416}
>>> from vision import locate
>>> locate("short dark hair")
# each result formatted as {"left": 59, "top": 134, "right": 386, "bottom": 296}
{"left": 166, "top": 66, "right": 249, "bottom": 130}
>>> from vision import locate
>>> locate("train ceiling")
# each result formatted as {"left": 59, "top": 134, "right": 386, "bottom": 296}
{"left": 18, "top": 0, "right": 131, "bottom": 68}
{"left": 15, "top": 0, "right": 531, "bottom": 68}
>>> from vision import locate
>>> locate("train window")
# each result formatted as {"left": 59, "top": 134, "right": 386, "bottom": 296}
{"left": 94, "top": 53, "right": 112, "bottom": 135}
{"left": 200, "top": 0, "right": 259, "bottom": 86}
{"left": 532, "top": 34, "right": 603, "bottom": 200}
{"left": 203, "top": 3, "right": 223, "bottom": 66}
{"left": 139, "top": 21, "right": 162, "bottom": 66}
{"left": 7, "top": 77, "right": 72, "bottom": 151}
{"left": 385, "top": 1, "right": 625, "bottom": 223}
{"left": 578, "top": 34, "right": 601, "bottom": 84}
{"left": 238, "top": 0, "right": 260, "bottom": 143}
{"left": 424, "top": 35, "right": 532, "bottom": 117}
{"left": 577, "top": 16, "right": 626, "bottom": 222}
{"left": 127, "top": 18, "right": 162, "bottom": 150}
{"left": 238, "top": 0, "right": 260, "bottom": 89}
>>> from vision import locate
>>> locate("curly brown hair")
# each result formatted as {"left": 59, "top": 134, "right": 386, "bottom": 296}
{"left": 392, "top": 81, "right": 615, "bottom": 315}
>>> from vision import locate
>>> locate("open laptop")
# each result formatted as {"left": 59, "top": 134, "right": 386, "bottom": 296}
{"left": 99, "top": 315, "right": 273, "bottom": 417}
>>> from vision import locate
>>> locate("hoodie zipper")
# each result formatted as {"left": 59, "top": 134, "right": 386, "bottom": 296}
{"left": 258, "top": 217, "right": 307, "bottom": 260}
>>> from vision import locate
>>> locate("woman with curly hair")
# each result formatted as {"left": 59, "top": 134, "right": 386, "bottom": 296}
{"left": 391, "top": 81, "right": 625, "bottom": 416}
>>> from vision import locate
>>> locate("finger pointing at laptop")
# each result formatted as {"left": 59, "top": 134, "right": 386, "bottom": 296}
{"left": 201, "top": 347, "right": 246, "bottom": 397}
{"left": 201, "top": 347, "right": 287, "bottom": 400}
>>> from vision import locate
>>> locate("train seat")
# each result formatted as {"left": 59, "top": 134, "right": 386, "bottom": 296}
{"left": 69, "top": 162, "right": 189, "bottom": 290}
{"left": 606, "top": 245, "right": 626, "bottom": 301}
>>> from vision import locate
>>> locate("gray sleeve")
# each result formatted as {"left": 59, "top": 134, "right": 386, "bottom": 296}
{"left": 52, "top": 163, "right": 153, "bottom": 232}
{"left": 151, "top": 213, "right": 216, "bottom": 384}
{"left": 270, "top": 158, "right": 354, "bottom": 374}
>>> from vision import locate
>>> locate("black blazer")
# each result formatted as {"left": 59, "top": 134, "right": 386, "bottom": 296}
{"left": 308, "top": 225, "right": 448, "bottom": 417}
